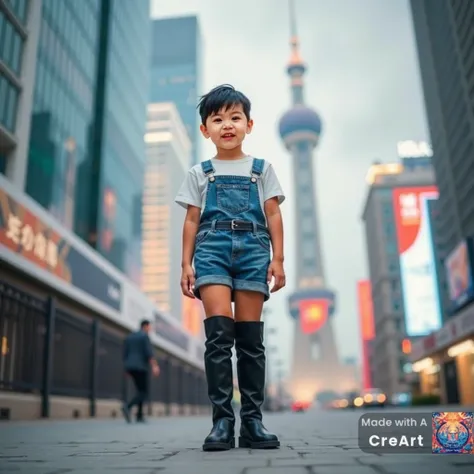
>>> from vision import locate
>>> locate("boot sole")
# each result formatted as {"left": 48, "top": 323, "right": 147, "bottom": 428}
{"left": 202, "top": 438, "right": 235, "bottom": 451}
{"left": 238, "top": 437, "right": 280, "bottom": 449}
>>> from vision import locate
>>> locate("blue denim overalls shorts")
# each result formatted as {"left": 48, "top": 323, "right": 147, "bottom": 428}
{"left": 193, "top": 158, "right": 271, "bottom": 302}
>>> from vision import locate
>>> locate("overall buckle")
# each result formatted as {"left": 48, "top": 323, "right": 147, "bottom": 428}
{"left": 231, "top": 220, "right": 239, "bottom": 230}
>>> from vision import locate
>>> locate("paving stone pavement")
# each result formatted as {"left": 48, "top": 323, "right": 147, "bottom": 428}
{"left": 0, "top": 407, "right": 473, "bottom": 473}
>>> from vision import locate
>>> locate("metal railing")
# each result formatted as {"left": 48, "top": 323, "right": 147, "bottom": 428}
{"left": 0, "top": 280, "right": 209, "bottom": 418}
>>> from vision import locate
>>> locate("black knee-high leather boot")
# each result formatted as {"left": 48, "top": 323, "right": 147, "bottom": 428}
{"left": 235, "top": 321, "right": 280, "bottom": 449}
{"left": 202, "top": 316, "right": 236, "bottom": 451}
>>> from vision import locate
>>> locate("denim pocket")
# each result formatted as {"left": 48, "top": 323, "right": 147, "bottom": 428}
{"left": 195, "top": 229, "right": 212, "bottom": 247}
{"left": 255, "top": 232, "right": 271, "bottom": 251}
{"left": 216, "top": 184, "right": 250, "bottom": 214}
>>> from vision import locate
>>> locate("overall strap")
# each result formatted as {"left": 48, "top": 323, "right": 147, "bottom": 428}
{"left": 201, "top": 160, "right": 216, "bottom": 181}
{"left": 250, "top": 158, "right": 265, "bottom": 182}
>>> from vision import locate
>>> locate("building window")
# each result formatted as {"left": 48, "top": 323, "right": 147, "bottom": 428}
{"left": 0, "top": 18, "right": 24, "bottom": 76}
{"left": 394, "top": 318, "right": 403, "bottom": 331}
{"left": 6, "top": 0, "right": 29, "bottom": 24}
{"left": 0, "top": 76, "right": 19, "bottom": 132}
{"left": 393, "top": 300, "right": 401, "bottom": 312}
{"left": 0, "top": 152, "right": 7, "bottom": 175}
{"left": 388, "top": 259, "right": 398, "bottom": 274}
{"left": 386, "top": 241, "right": 397, "bottom": 254}
{"left": 384, "top": 223, "right": 394, "bottom": 237}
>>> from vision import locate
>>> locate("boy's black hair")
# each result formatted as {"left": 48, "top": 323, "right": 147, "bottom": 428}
{"left": 197, "top": 84, "right": 251, "bottom": 125}
{"left": 140, "top": 319, "right": 150, "bottom": 329}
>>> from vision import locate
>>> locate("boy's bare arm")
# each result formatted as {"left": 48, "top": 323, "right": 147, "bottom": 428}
{"left": 264, "top": 197, "right": 284, "bottom": 262}
{"left": 264, "top": 197, "right": 286, "bottom": 292}
{"left": 181, "top": 205, "right": 201, "bottom": 267}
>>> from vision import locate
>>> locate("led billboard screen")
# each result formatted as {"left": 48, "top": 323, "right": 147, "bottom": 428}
{"left": 299, "top": 299, "right": 329, "bottom": 335}
{"left": 445, "top": 238, "right": 474, "bottom": 312}
{"left": 392, "top": 186, "right": 442, "bottom": 336}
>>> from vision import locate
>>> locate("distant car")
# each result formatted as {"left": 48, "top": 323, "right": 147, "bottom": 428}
{"left": 361, "top": 388, "right": 387, "bottom": 408}
{"left": 291, "top": 400, "right": 310, "bottom": 412}
{"left": 333, "top": 391, "right": 360, "bottom": 409}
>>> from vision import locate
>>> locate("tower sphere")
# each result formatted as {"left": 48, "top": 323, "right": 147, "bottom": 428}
{"left": 279, "top": 105, "right": 322, "bottom": 141}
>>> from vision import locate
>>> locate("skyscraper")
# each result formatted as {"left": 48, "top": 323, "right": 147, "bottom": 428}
{"left": 149, "top": 16, "right": 202, "bottom": 166}
{"left": 88, "top": 0, "right": 150, "bottom": 284}
{"left": 142, "top": 102, "right": 189, "bottom": 319}
{"left": 410, "top": 0, "right": 474, "bottom": 259}
{"left": 278, "top": 0, "right": 350, "bottom": 402}
{"left": 25, "top": 0, "right": 102, "bottom": 230}
{"left": 0, "top": 0, "right": 41, "bottom": 186}
{"left": 408, "top": 0, "right": 474, "bottom": 407}
{"left": 24, "top": 0, "right": 151, "bottom": 283}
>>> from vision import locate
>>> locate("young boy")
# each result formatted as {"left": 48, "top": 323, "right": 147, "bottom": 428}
{"left": 175, "top": 84, "right": 286, "bottom": 451}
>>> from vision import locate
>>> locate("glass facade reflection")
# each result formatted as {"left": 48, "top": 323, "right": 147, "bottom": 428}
{"left": 150, "top": 16, "right": 201, "bottom": 166}
{"left": 25, "top": 0, "right": 150, "bottom": 283}
{"left": 0, "top": 0, "right": 28, "bottom": 137}
{"left": 26, "top": 0, "right": 100, "bottom": 229}
{"left": 92, "top": 0, "right": 150, "bottom": 283}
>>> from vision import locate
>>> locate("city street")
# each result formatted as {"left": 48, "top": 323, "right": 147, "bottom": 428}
{"left": 1, "top": 407, "right": 473, "bottom": 474}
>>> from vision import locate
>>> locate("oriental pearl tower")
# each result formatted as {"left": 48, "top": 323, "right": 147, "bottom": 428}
{"left": 278, "top": 0, "right": 350, "bottom": 402}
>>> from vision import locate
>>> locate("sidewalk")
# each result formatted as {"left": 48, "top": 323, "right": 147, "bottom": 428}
{"left": 0, "top": 407, "right": 473, "bottom": 473}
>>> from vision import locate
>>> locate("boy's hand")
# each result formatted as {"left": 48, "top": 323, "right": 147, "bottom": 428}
{"left": 180, "top": 264, "right": 196, "bottom": 298}
{"left": 267, "top": 259, "right": 286, "bottom": 293}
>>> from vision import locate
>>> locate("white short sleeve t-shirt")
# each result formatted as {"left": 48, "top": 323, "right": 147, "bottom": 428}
{"left": 174, "top": 156, "right": 285, "bottom": 213}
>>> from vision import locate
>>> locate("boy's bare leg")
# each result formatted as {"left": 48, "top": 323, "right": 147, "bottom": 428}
{"left": 199, "top": 284, "right": 235, "bottom": 451}
{"left": 234, "top": 290, "right": 264, "bottom": 321}
{"left": 233, "top": 290, "right": 279, "bottom": 449}
{"left": 199, "top": 284, "right": 233, "bottom": 318}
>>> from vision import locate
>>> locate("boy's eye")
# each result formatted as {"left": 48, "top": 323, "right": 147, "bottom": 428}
{"left": 232, "top": 116, "right": 241, "bottom": 120}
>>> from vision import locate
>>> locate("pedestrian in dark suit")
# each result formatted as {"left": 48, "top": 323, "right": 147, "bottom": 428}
{"left": 122, "top": 319, "right": 160, "bottom": 423}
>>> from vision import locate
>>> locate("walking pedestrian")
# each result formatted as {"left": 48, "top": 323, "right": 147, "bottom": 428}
{"left": 122, "top": 319, "right": 160, "bottom": 423}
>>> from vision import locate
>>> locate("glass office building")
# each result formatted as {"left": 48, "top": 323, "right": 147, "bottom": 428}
{"left": 0, "top": 0, "right": 31, "bottom": 175}
{"left": 92, "top": 0, "right": 150, "bottom": 283}
{"left": 25, "top": 0, "right": 101, "bottom": 230}
{"left": 411, "top": 0, "right": 474, "bottom": 255}
{"left": 0, "top": 0, "right": 27, "bottom": 135}
{"left": 25, "top": 0, "right": 150, "bottom": 283}
{"left": 150, "top": 16, "right": 201, "bottom": 166}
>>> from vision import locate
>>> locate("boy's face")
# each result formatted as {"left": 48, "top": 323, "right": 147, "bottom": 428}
{"left": 200, "top": 104, "right": 253, "bottom": 150}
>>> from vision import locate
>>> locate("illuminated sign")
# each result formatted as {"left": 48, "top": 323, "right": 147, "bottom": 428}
{"left": 397, "top": 140, "right": 433, "bottom": 158}
{"left": 365, "top": 163, "right": 403, "bottom": 184}
{"left": 299, "top": 299, "right": 328, "bottom": 335}
{"left": 0, "top": 188, "right": 122, "bottom": 311}
{"left": 392, "top": 186, "right": 442, "bottom": 336}
{"left": 357, "top": 280, "right": 375, "bottom": 341}
{"left": 445, "top": 239, "right": 474, "bottom": 311}
{"left": 357, "top": 280, "right": 375, "bottom": 390}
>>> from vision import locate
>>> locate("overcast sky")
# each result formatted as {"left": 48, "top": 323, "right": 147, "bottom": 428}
{"left": 150, "top": 0, "right": 429, "bottom": 381}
